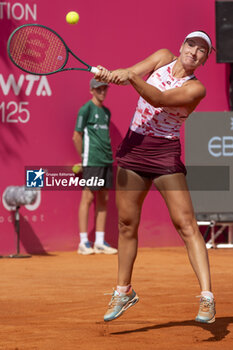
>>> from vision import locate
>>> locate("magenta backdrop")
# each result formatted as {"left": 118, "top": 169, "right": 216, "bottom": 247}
{"left": 0, "top": 0, "right": 229, "bottom": 254}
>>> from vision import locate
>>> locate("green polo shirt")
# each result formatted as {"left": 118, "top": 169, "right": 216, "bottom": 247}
{"left": 75, "top": 100, "right": 113, "bottom": 166}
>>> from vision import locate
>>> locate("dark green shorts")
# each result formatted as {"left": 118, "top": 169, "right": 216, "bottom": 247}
{"left": 82, "top": 165, "right": 113, "bottom": 191}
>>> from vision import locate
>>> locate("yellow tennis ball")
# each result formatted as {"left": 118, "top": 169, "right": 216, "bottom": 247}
{"left": 72, "top": 163, "right": 82, "bottom": 174}
{"left": 66, "top": 11, "right": 79, "bottom": 25}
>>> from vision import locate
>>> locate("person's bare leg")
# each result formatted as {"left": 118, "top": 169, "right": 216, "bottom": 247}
{"left": 104, "top": 168, "right": 153, "bottom": 322}
{"left": 116, "top": 167, "right": 152, "bottom": 286}
{"left": 95, "top": 189, "right": 109, "bottom": 232}
{"left": 78, "top": 188, "right": 94, "bottom": 233}
{"left": 94, "top": 189, "right": 118, "bottom": 254}
{"left": 154, "top": 173, "right": 211, "bottom": 291}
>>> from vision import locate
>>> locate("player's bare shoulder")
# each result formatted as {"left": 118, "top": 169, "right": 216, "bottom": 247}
{"left": 153, "top": 49, "right": 176, "bottom": 71}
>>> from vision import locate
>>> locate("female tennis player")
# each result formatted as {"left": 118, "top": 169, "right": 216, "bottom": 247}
{"left": 95, "top": 31, "right": 216, "bottom": 324}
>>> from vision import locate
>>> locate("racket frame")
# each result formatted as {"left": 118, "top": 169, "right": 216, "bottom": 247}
{"left": 7, "top": 23, "right": 97, "bottom": 75}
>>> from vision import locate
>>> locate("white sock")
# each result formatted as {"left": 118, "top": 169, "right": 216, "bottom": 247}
{"left": 201, "top": 291, "right": 214, "bottom": 301}
{"left": 80, "top": 232, "right": 88, "bottom": 244}
{"left": 95, "top": 231, "right": 105, "bottom": 245}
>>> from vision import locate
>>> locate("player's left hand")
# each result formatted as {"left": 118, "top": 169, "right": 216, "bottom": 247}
{"left": 95, "top": 66, "right": 112, "bottom": 83}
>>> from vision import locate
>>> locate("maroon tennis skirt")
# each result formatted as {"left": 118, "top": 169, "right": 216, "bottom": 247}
{"left": 116, "top": 129, "right": 186, "bottom": 177}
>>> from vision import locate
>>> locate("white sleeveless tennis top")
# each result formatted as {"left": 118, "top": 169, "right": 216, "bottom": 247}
{"left": 130, "top": 60, "right": 195, "bottom": 140}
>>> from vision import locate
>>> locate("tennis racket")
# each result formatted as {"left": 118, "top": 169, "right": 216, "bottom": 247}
{"left": 7, "top": 24, "right": 99, "bottom": 75}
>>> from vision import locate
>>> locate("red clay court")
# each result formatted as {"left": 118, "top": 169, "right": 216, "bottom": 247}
{"left": 1, "top": 247, "right": 232, "bottom": 350}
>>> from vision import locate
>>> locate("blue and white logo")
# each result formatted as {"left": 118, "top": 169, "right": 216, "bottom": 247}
{"left": 26, "top": 168, "right": 45, "bottom": 188}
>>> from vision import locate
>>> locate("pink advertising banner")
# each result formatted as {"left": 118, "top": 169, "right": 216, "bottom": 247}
{"left": 0, "top": 0, "right": 229, "bottom": 254}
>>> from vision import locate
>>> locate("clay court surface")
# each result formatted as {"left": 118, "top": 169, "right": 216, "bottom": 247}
{"left": 1, "top": 247, "right": 233, "bottom": 350}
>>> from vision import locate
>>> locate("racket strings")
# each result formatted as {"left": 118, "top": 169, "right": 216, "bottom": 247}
{"left": 9, "top": 26, "right": 68, "bottom": 74}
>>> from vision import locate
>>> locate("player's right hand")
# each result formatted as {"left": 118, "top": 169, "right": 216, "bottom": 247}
{"left": 110, "top": 69, "right": 130, "bottom": 85}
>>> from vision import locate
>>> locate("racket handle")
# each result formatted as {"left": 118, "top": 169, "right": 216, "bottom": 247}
{"left": 90, "top": 66, "right": 100, "bottom": 74}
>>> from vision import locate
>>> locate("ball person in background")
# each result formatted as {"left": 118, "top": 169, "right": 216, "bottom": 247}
{"left": 73, "top": 78, "right": 117, "bottom": 255}
{"left": 95, "top": 31, "right": 216, "bottom": 323}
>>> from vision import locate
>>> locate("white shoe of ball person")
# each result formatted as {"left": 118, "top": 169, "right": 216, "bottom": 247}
{"left": 77, "top": 241, "right": 94, "bottom": 255}
{"left": 94, "top": 241, "right": 117, "bottom": 255}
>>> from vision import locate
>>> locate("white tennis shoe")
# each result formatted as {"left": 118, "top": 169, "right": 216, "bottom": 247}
{"left": 94, "top": 241, "right": 117, "bottom": 254}
{"left": 77, "top": 241, "right": 94, "bottom": 255}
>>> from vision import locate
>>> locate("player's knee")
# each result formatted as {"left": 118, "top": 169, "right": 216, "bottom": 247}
{"left": 173, "top": 216, "right": 198, "bottom": 240}
{"left": 118, "top": 215, "right": 139, "bottom": 237}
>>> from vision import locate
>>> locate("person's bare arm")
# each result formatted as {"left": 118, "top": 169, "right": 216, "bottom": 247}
{"left": 94, "top": 48, "right": 206, "bottom": 113}
{"left": 72, "top": 131, "right": 83, "bottom": 159}
{"left": 95, "top": 49, "right": 175, "bottom": 85}
{"left": 128, "top": 72, "right": 206, "bottom": 113}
